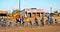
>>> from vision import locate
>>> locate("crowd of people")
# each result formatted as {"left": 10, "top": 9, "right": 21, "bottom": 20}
{"left": 0, "top": 14, "right": 59, "bottom": 27}
{"left": 16, "top": 14, "right": 58, "bottom": 26}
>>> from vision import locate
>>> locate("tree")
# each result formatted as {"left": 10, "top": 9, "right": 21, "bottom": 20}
{"left": 54, "top": 10, "right": 58, "bottom": 13}
{"left": 12, "top": 9, "right": 20, "bottom": 16}
{"left": 54, "top": 10, "right": 59, "bottom": 16}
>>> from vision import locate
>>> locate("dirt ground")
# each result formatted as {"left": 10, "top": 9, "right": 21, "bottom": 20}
{"left": 0, "top": 25, "right": 60, "bottom": 32}
{"left": 0, "top": 16, "right": 60, "bottom": 32}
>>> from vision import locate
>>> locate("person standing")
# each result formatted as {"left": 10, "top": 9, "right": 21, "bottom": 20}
{"left": 47, "top": 14, "right": 53, "bottom": 25}
{"left": 34, "top": 18, "right": 38, "bottom": 26}
{"left": 40, "top": 14, "right": 44, "bottom": 26}
{"left": 21, "top": 16, "right": 24, "bottom": 25}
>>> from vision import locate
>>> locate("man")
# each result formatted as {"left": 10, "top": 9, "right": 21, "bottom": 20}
{"left": 40, "top": 14, "right": 44, "bottom": 26}
{"left": 34, "top": 18, "right": 38, "bottom": 26}
{"left": 21, "top": 16, "right": 24, "bottom": 25}
{"left": 47, "top": 14, "right": 53, "bottom": 25}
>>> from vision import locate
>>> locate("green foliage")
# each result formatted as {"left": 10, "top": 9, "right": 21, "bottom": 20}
{"left": 54, "top": 10, "right": 58, "bottom": 13}
{"left": 12, "top": 9, "right": 20, "bottom": 16}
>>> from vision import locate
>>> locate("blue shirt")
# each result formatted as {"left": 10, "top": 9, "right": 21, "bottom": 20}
{"left": 48, "top": 14, "right": 53, "bottom": 21}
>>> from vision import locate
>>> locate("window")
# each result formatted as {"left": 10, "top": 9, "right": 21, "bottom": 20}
{"left": 37, "top": 13, "right": 40, "bottom": 17}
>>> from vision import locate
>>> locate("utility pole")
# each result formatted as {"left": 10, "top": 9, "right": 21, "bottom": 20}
{"left": 19, "top": 0, "right": 20, "bottom": 13}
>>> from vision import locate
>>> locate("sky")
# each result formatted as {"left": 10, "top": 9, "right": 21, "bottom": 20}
{"left": 0, "top": 0, "right": 19, "bottom": 13}
{"left": 0, "top": 0, "right": 60, "bottom": 13}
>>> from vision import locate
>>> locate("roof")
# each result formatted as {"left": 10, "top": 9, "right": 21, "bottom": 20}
{"left": 0, "top": 10, "right": 8, "bottom": 14}
{"left": 25, "top": 8, "right": 45, "bottom": 13}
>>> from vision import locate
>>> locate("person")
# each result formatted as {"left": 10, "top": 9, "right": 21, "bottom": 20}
{"left": 1, "top": 21, "right": 7, "bottom": 27}
{"left": 26, "top": 17, "right": 32, "bottom": 26}
{"left": 34, "top": 18, "right": 38, "bottom": 26}
{"left": 55, "top": 19, "right": 58, "bottom": 24}
{"left": 47, "top": 14, "right": 53, "bottom": 25}
{"left": 0, "top": 17, "right": 4, "bottom": 21}
{"left": 46, "top": 20, "right": 48, "bottom": 25}
{"left": 40, "top": 14, "right": 44, "bottom": 26}
{"left": 21, "top": 16, "right": 25, "bottom": 25}
{"left": 8, "top": 22, "right": 12, "bottom": 26}
{"left": 16, "top": 17, "right": 21, "bottom": 25}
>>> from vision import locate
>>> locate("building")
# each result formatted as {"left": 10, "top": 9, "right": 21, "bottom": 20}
{"left": 0, "top": 10, "right": 15, "bottom": 21}
{"left": 21, "top": 8, "right": 45, "bottom": 18}
{"left": 0, "top": 10, "right": 8, "bottom": 17}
